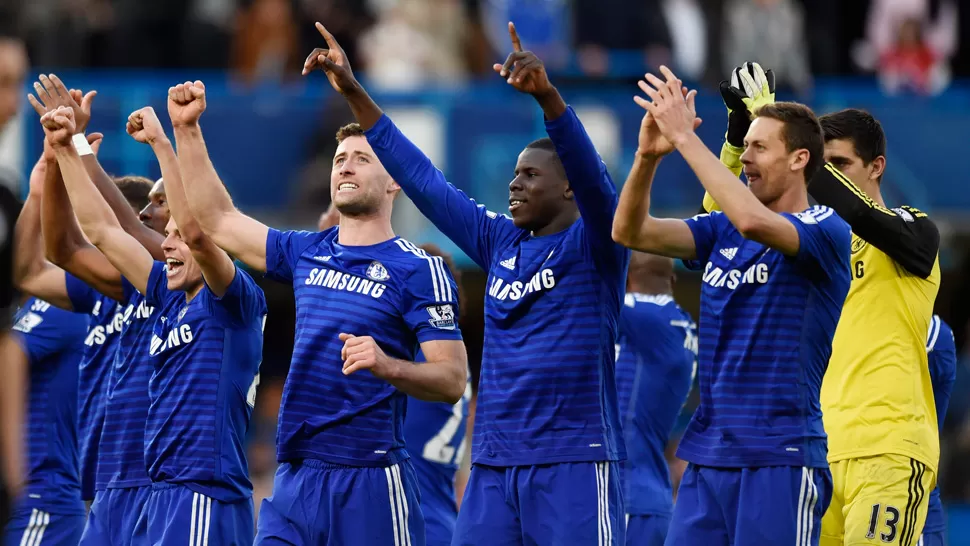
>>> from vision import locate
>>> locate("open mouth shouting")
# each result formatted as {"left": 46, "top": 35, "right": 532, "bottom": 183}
{"left": 165, "top": 257, "right": 185, "bottom": 277}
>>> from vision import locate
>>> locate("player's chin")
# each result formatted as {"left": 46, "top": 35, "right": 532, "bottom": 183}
{"left": 508, "top": 205, "right": 532, "bottom": 229}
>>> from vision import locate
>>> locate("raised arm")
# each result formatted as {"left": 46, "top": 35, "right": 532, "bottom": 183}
{"left": 28, "top": 74, "right": 164, "bottom": 260}
{"left": 43, "top": 107, "right": 155, "bottom": 295}
{"left": 129, "top": 105, "right": 237, "bottom": 296}
{"left": 168, "top": 81, "right": 270, "bottom": 272}
{"left": 0, "top": 333, "right": 26, "bottom": 497}
{"left": 642, "top": 67, "right": 802, "bottom": 256}
{"left": 611, "top": 111, "right": 697, "bottom": 259}
{"left": 304, "top": 22, "right": 521, "bottom": 271}
{"left": 809, "top": 164, "right": 939, "bottom": 278}
{"left": 14, "top": 153, "right": 73, "bottom": 309}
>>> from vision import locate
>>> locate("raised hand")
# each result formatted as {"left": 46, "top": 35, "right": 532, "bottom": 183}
{"left": 492, "top": 22, "right": 553, "bottom": 97}
{"left": 634, "top": 66, "right": 698, "bottom": 147}
{"left": 636, "top": 83, "right": 702, "bottom": 158}
{"left": 39, "top": 106, "right": 77, "bottom": 148}
{"left": 167, "top": 81, "right": 207, "bottom": 128}
{"left": 302, "top": 22, "right": 358, "bottom": 95}
{"left": 126, "top": 107, "right": 167, "bottom": 145}
{"left": 26, "top": 74, "right": 96, "bottom": 134}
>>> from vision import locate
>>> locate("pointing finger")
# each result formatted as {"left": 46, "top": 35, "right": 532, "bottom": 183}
{"left": 508, "top": 22, "right": 523, "bottom": 52}
{"left": 315, "top": 22, "right": 339, "bottom": 50}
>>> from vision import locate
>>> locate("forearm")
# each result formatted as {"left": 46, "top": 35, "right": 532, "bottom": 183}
{"left": 172, "top": 123, "right": 236, "bottom": 232}
{"left": 676, "top": 133, "right": 773, "bottom": 233}
{"left": 41, "top": 160, "right": 87, "bottom": 265}
{"left": 54, "top": 146, "right": 123, "bottom": 246}
{"left": 534, "top": 88, "right": 567, "bottom": 122}
{"left": 81, "top": 154, "right": 163, "bottom": 259}
{"left": 612, "top": 153, "right": 660, "bottom": 247}
{"left": 150, "top": 137, "right": 204, "bottom": 244}
{"left": 13, "top": 195, "right": 46, "bottom": 287}
{"left": 342, "top": 86, "right": 385, "bottom": 131}
{"left": 0, "top": 333, "right": 26, "bottom": 495}
{"left": 388, "top": 358, "right": 466, "bottom": 404}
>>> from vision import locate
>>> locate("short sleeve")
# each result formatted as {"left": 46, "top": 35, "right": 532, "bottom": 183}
{"left": 683, "top": 211, "right": 720, "bottom": 269}
{"left": 144, "top": 261, "right": 171, "bottom": 307}
{"left": 265, "top": 229, "right": 321, "bottom": 284}
{"left": 208, "top": 267, "right": 267, "bottom": 325}
{"left": 12, "top": 301, "right": 85, "bottom": 363}
{"left": 65, "top": 273, "right": 99, "bottom": 314}
{"left": 403, "top": 257, "right": 463, "bottom": 344}
{"left": 783, "top": 206, "right": 852, "bottom": 279}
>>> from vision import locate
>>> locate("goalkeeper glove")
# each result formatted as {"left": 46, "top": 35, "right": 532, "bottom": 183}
{"left": 719, "top": 61, "right": 776, "bottom": 148}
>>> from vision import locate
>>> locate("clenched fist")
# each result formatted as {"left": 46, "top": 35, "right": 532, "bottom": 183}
{"left": 40, "top": 106, "right": 77, "bottom": 148}
{"left": 168, "top": 81, "right": 207, "bottom": 127}
{"left": 126, "top": 107, "right": 168, "bottom": 145}
{"left": 339, "top": 333, "right": 400, "bottom": 379}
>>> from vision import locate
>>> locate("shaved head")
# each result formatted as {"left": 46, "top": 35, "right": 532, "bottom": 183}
{"left": 627, "top": 251, "right": 675, "bottom": 295}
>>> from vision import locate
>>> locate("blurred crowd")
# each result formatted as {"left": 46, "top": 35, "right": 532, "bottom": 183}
{"left": 0, "top": 0, "right": 964, "bottom": 96}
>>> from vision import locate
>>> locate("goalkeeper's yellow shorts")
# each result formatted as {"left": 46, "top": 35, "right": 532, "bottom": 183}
{"left": 821, "top": 454, "right": 935, "bottom": 546}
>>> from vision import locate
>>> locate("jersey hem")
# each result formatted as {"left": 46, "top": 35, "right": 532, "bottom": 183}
{"left": 278, "top": 449, "right": 410, "bottom": 468}
{"left": 825, "top": 447, "right": 939, "bottom": 473}
{"left": 103, "top": 477, "right": 153, "bottom": 489}
{"left": 471, "top": 450, "right": 623, "bottom": 467}
{"left": 678, "top": 451, "right": 828, "bottom": 469}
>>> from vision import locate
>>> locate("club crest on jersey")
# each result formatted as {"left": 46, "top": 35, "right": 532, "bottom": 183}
{"left": 426, "top": 304, "right": 457, "bottom": 330}
{"left": 366, "top": 261, "right": 390, "bottom": 282}
{"left": 851, "top": 237, "right": 867, "bottom": 254}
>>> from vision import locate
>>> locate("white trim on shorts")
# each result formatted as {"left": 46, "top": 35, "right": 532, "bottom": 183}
{"left": 596, "top": 462, "right": 614, "bottom": 546}
{"left": 19, "top": 509, "right": 50, "bottom": 546}
{"left": 189, "top": 491, "right": 213, "bottom": 546}
{"left": 795, "top": 467, "right": 819, "bottom": 546}
{"left": 384, "top": 464, "right": 412, "bottom": 546}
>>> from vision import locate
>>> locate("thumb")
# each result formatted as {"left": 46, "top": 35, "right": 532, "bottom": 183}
{"left": 81, "top": 90, "right": 97, "bottom": 111}
{"left": 321, "top": 56, "right": 339, "bottom": 72}
{"left": 88, "top": 133, "right": 104, "bottom": 155}
{"left": 338, "top": 333, "right": 355, "bottom": 342}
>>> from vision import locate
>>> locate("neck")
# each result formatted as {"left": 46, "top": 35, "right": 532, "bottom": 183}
{"left": 337, "top": 213, "right": 396, "bottom": 246}
{"left": 533, "top": 209, "right": 580, "bottom": 237}
{"left": 765, "top": 178, "right": 810, "bottom": 214}
{"left": 184, "top": 281, "right": 204, "bottom": 302}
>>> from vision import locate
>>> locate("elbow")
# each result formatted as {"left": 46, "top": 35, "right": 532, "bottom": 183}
{"left": 735, "top": 213, "right": 770, "bottom": 241}
{"left": 611, "top": 220, "right": 639, "bottom": 249}
{"left": 443, "top": 372, "right": 467, "bottom": 405}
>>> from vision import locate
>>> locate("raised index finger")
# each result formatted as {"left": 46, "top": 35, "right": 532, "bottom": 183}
{"left": 508, "top": 22, "right": 523, "bottom": 52}
{"left": 315, "top": 22, "right": 339, "bottom": 50}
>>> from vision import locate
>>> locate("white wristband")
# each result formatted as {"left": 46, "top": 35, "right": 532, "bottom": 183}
{"left": 72, "top": 133, "right": 93, "bottom": 156}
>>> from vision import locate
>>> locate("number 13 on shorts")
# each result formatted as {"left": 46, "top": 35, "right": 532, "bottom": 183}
{"left": 821, "top": 455, "right": 936, "bottom": 546}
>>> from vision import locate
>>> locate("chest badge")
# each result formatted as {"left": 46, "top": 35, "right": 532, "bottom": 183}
{"left": 366, "top": 261, "right": 390, "bottom": 282}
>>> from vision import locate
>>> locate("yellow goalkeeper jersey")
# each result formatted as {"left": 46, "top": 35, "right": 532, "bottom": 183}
{"left": 812, "top": 165, "right": 942, "bottom": 471}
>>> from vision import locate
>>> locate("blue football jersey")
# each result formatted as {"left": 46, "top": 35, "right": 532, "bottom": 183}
{"left": 365, "top": 107, "right": 630, "bottom": 466}
{"left": 265, "top": 229, "right": 463, "bottom": 466}
{"left": 403, "top": 348, "right": 471, "bottom": 539}
{"left": 142, "top": 261, "right": 266, "bottom": 502}
{"left": 97, "top": 277, "right": 157, "bottom": 490}
{"left": 615, "top": 293, "right": 696, "bottom": 517}
{"left": 11, "top": 297, "right": 88, "bottom": 514}
{"left": 924, "top": 315, "right": 956, "bottom": 534}
{"left": 65, "top": 273, "right": 124, "bottom": 501}
{"left": 679, "top": 207, "right": 851, "bottom": 468}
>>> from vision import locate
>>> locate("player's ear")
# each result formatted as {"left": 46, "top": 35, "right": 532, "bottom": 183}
{"left": 789, "top": 149, "right": 810, "bottom": 173}
{"left": 387, "top": 178, "right": 401, "bottom": 198}
{"left": 563, "top": 184, "right": 574, "bottom": 201}
{"left": 868, "top": 155, "right": 886, "bottom": 182}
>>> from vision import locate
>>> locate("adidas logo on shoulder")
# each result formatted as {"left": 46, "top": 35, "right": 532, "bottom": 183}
{"left": 312, "top": 255, "right": 332, "bottom": 262}
{"left": 499, "top": 256, "right": 516, "bottom": 271}
{"left": 719, "top": 247, "right": 738, "bottom": 261}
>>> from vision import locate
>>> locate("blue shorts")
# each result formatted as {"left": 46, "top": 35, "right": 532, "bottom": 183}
{"left": 137, "top": 483, "right": 254, "bottom": 545}
{"left": 255, "top": 459, "right": 425, "bottom": 545}
{"left": 410, "top": 457, "right": 458, "bottom": 546}
{"left": 4, "top": 507, "right": 84, "bottom": 546}
{"left": 918, "top": 531, "right": 944, "bottom": 546}
{"left": 665, "top": 464, "right": 832, "bottom": 546}
{"left": 79, "top": 487, "right": 151, "bottom": 546}
{"left": 626, "top": 514, "right": 670, "bottom": 546}
{"left": 454, "top": 461, "right": 624, "bottom": 546}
